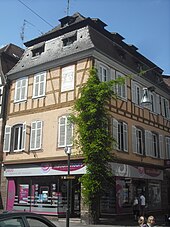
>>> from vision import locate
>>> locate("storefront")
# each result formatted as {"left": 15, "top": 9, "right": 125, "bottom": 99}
{"left": 99, "top": 163, "right": 163, "bottom": 216}
{"left": 4, "top": 162, "right": 163, "bottom": 217}
{"left": 4, "top": 161, "right": 85, "bottom": 216}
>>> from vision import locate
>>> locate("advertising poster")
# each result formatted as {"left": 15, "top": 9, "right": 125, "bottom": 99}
{"left": 19, "top": 184, "right": 29, "bottom": 204}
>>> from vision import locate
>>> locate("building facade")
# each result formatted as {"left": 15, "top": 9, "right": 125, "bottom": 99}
{"left": 1, "top": 13, "right": 170, "bottom": 219}
{"left": 0, "top": 44, "right": 24, "bottom": 210}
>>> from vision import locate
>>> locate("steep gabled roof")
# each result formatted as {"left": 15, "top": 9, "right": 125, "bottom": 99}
{"left": 0, "top": 44, "right": 24, "bottom": 83}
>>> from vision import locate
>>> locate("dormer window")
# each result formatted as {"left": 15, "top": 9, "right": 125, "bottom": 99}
{"left": 31, "top": 42, "right": 45, "bottom": 57}
{"left": 62, "top": 32, "right": 77, "bottom": 47}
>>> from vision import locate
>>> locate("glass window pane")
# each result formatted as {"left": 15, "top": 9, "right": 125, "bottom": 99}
{"left": 0, "top": 217, "right": 24, "bottom": 227}
{"left": 27, "top": 217, "right": 51, "bottom": 227}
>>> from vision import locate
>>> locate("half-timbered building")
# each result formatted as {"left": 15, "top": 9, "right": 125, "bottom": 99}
{"left": 2, "top": 13, "right": 170, "bottom": 219}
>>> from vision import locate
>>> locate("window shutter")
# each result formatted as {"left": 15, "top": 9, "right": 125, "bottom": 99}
{"left": 159, "top": 135, "right": 164, "bottom": 159}
{"left": 21, "top": 78, "right": 28, "bottom": 100}
{"left": 112, "top": 118, "right": 118, "bottom": 149}
{"left": 14, "top": 78, "right": 28, "bottom": 102}
{"left": 152, "top": 93, "right": 156, "bottom": 113}
{"left": 165, "top": 137, "right": 170, "bottom": 159}
{"left": 132, "top": 126, "right": 137, "bottom": 153}
{"left": 33, "top": 76, "right": 39, "bottom": 97}
{"left": 3, "top": 125, "right": 11, "bottom": 152}
{"left": 21, "top": 123, "right": 26, "bottom": 150}
{"left": 111, "top": 69, "right": 115, "bottom": 81}
{"left": 14, "top": 80, "right": 21, "bottom": 101}
{"left": 40, "top": 73, "right": 46, "bottom": 96}
{"left": 111, "top": 69, "right": 116, "bottom": 92}
{"left": 58, "top": 117, "right": 66, "bottom": 147}
{"left": 156, "top": 94, "right": 160, "bottom": 114}
{"left": 165, "top": 99, "right": 170, "bottom": 119}
{"left": 122, "top": 79, "right": 127, "bottom": 99}
{"left": 161, "top": 97, "right": 165, "bottom": 117}
{"left": 33, "top": 72, "right": 46, "bottom": 98}
{"left": 149, "top": 131, "right": 153, "bottom": 156}
{"left": 36, "top": 121, "right": 42, "bottom": 149}
{"left": 66, "top": 121, "right": 73, "bottom": 146}
{"left": 30, "top": 121, "right": 42, "bottom": 150}
{"left": 30, "top": 122, "right": 36, "bottom": 150}
{"left": 145, "top": 130, "right": 152, "bottom": 157}
{"left": 131, "top": 80, "right": 136, "bottom": 103}
{"left": 123, "top": 122, "right": 128, "bottom": 152}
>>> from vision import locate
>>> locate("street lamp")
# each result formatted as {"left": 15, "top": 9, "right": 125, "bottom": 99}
{"left": 141, "top": 86, "right": 155, "bottom": 106}
{"left": 64, "top": 146, "right": 72, "bottom": 227}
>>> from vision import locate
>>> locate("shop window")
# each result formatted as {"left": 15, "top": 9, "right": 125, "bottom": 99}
{"left": 112, "top": 118, "right": 128, "bottom": 152}
{"left": 9, "top": 176, "right": 81, "bottom": 216}
{"left": 132, "top": 126, "right": 144, "bottom": 155}
{"left": 30, "top": 121, "right": 43, "bottom": 150}
{"left": 14, "top": 77, "right": 28, "bottom": 103}
{"left": 3, "top": 123, "right": 26, "bottom": 152}
{"left": 148, "top": 182, "right": 161, "bottom": 209}
{"left": 33, "top": 72, "right": 46, "bottom": 98}
{"left": 58, "top": 115, "right": 73, "bottom": 147}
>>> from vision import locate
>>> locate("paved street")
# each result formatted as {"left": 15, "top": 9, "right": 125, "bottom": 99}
{"left": 48, "top": 217, "right": 168, "bottom": 227}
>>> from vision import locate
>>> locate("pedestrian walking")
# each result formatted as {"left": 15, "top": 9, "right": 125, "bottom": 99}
{"left": 133, "top": 196, "right": 140, "bottom": 220}
{"left": 139, "top": 192, "right": 146, "bottom": 216}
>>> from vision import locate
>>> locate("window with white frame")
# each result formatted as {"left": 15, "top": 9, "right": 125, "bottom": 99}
{"left": 161, "top": 97, "right": 170, "bottom": 119}
{"left": 33, "top": 72, "right": 46, "bottom": 98}
{"left": 132, "top": 126, "right": 144, "bottom": 155}
{"left": 99, "top": 64, "right": 110, "bottom": 82}
{"left": 30, "top": 121, "right": 43, "bottom": 150}
{"left": 3, "top": 123, "right": 26, "bottom": 152}
{"left": 149, "top": 92, "right": 161, "bottom": 114}
{"left": 165, "top": 137, "right": 170, "bottom": 159}
{"left": 14, "top": 77, "right": 28, "bottom": 102}
{"left": 145, "top": 130, "right": 164, "bottom": 159}
{"left": 112, "top": 118, "right": 128, "bottom": 152}
{"left": 115, "top": 71, "right": 127, "bottom": 99}
{"left": 58, "top": 116, "right": 73, "bottom": 147}
{"left": 131, "top": 80, "right": 142, "bottom": 106}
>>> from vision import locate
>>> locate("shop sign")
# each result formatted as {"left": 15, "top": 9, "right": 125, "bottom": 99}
{"left": 61, "top": 176, "right": 76, "bottom": 179}
{"left": 4, "top": 161, "right": 86, "bottom": 177}
{"left": 111, "top": 163, "right": 163, "bottom": 180}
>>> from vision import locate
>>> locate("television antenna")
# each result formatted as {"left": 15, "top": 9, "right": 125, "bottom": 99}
{"left": 20, "top": 19, "right": 44, "bottom": 45}
{"left": 67, "top": 0, "right": 70, "bottom": 16}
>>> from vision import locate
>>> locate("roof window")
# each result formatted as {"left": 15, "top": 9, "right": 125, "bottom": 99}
{"left": 31, "top": 42, "right": 45, "bottom": 57}
{"left": 62, "top": 32, "right": 77, "bottom": 47}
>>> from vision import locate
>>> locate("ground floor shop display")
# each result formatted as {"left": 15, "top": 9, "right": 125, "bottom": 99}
{"left": 4, "top": 162, "right": 165, "bottom": 216}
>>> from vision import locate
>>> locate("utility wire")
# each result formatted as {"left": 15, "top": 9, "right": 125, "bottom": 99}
{"left": 18, "top": 0, "right": 53, "bottom": 28}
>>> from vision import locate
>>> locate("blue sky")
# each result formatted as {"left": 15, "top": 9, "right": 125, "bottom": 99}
{"left": 0, "top": 0, "right": 170, "bottom": 75}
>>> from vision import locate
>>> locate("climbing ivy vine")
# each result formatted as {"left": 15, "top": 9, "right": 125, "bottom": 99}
{"left": 70, "top": 68, "right": 125, "bottom": 223}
